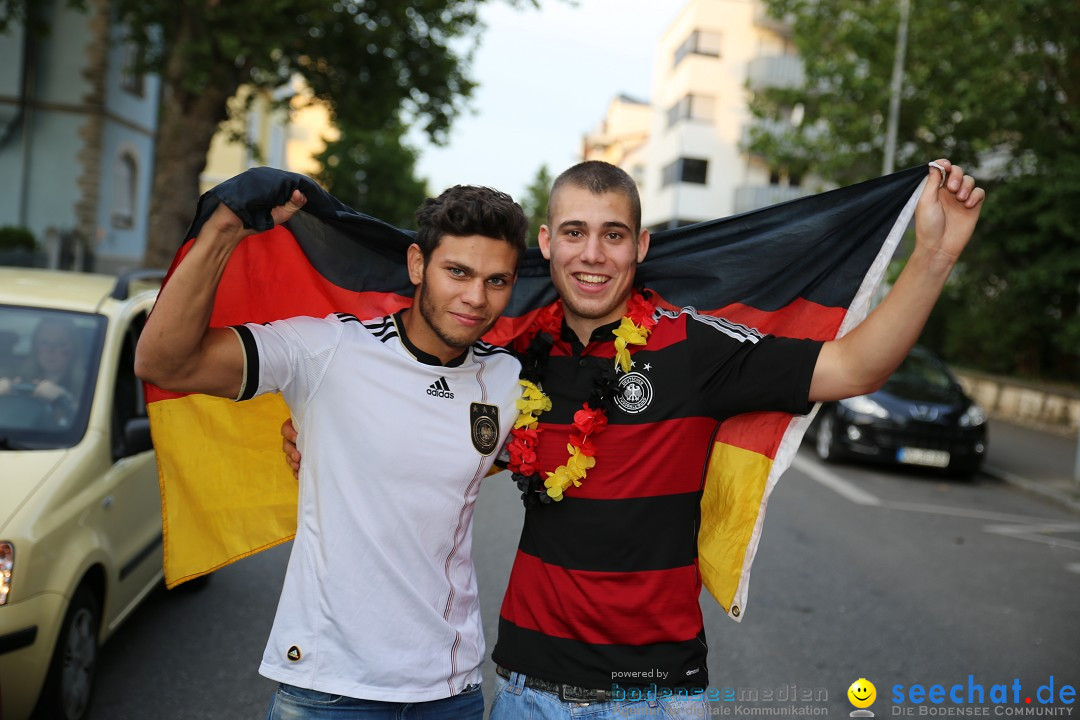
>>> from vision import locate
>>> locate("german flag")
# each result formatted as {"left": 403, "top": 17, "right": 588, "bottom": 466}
{"left": 147, "top": 165, "right": 926, "bottom": 614}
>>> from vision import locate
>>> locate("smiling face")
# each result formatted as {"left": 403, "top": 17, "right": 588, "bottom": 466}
{"left": 848, "top": 679, "right": 877, "bottom": 709}
{"left": 404, "top": 234, "right": 517, "bottom": 363}
{"left": 538, "top": 184, "right": 650, "bottom": 343}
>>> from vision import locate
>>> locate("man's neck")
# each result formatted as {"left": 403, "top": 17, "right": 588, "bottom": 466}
{"left": 398, "top": 308, "right": 464, "bottom": 366}
{"left": 562, "top": 300, "right": 630, "bottom": 346}
{"left": 564, "top": 315, "right": 605, "bottom": 346}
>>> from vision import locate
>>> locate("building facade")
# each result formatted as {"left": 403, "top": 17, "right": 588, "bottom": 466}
{"left": 0, "top": 0, "right": 160, "bottom": 273}
{"left": 586, "top": 0, "right": 812, "bottom": 231}
{"left": 582, "top": 94, "right": 653, "bottom": 187}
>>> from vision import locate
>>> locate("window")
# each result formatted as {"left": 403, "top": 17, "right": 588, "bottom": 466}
{"left": 112, "top": 313, "right": 148, "bottom": 460}
{"left": 667, "top": 94, "right": 715, "bottom": 127}
{"left": 661, "top": 157, "right": 709, "bottom": 187}
{"left": 674, "top": 30, "right": 722, "bottom": 66}
{"left": 111, "top": 151, "right": 138, "bottom": 229}
{"left": 0, "top": 307, "right": 105, "bottom": 448}
{"left": 120, "top": 41, "right": 144, "bottom": 97}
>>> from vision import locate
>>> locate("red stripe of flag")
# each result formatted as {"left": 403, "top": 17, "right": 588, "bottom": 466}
{"left": 715, "top": 412, "right": 797, "bottom": 459}
{"left": 147, "top": 228, "right": 411, "bottom": 404}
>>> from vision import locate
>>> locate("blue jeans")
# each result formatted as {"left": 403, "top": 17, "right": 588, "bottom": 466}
{"left": 266, "top": 682, "right": 483, "bottom": 719}
{"left": 489, "top": 671, "right": 712, "bottom": 719}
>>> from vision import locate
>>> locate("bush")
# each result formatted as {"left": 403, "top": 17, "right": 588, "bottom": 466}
{"left": 0, "top": 226, "right": 36, "bottom": 251}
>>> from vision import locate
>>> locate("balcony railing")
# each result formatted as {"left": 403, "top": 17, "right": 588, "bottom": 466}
{"left": 746, "top": 55, "right": 805, "bottom": 91}
{"left": 733, "top": 184, "right": 808, "bottom": 214}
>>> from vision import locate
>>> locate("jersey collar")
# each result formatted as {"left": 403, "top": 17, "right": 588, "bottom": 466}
{"left": 559, "top": 317, "right": 622, "bottom": 356}
{"left": 392, "top": 311, "right": 469, "bottom": 368}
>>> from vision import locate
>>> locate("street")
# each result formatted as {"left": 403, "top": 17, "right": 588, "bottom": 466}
{"left": 90, "top": 420, "right": 1080, "bottom": 718}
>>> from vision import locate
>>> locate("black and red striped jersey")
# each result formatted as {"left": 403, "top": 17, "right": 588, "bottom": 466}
{"left": 492, "top": 303, "right": 822, "bottom": 690}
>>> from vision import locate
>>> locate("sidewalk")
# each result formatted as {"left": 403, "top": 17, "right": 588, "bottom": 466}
{"left": 982, "top": 418, "right": 1080, "bottom": 513}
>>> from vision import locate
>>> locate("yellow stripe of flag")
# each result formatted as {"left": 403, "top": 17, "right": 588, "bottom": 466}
{"left": 149, "top": 393, "right": 297, "bottom": 587}
{"left": 698, "top": 441, "right": 774, "bottom": 617}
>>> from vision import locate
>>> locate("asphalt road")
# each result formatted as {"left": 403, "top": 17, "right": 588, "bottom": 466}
{"left": 983, "top": 418, "right": 1078, "bottom": 486}
{"left": 90, "top": 433, "right": 1080, "bottom": 719}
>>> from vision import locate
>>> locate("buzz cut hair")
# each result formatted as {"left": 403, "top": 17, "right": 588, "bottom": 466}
{"left": 547, "top": 161, "right": 642, "bottom": 234}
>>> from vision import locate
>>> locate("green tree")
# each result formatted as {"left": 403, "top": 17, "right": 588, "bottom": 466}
{"left": 751, "top": 0, "right": 1080, "bottom": 380}
{"left": 314, "top": 118, "right": 428, "bottom": 229}
{"left": 750, "top": 1, "right": 1078, "bottom": 183}
{"left": 1, "top": 0, "right": 537, "bottom": 268}
{"left": 519, "top": 164, "right": 551, "bottom": 247}
{"left": 938, "top": 155, "right": 1080, "bottom": 379}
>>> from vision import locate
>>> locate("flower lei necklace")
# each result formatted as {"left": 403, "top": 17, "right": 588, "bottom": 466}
{"left": 506, "top": 291, "right": 656, "bottom": 507}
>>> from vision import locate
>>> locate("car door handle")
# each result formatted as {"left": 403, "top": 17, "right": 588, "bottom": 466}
{"left": 101, "top": 495, "right": 114, "bottom": 510}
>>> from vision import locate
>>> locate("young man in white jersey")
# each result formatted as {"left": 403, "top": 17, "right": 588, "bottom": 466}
{"left": 135, "top": 183, "right": 528, "bottom": 720}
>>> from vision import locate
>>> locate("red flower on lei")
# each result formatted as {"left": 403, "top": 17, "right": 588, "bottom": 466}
{"left": 512, "top": 301, "right": 565, "bottom": 353}
{"left": 506, "top": 427, "right": 541, "bottom": 475}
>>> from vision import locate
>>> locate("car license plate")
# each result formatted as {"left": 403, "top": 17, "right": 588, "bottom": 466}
{"left": 897, "top": 448, "right": 950, "bottom": 467}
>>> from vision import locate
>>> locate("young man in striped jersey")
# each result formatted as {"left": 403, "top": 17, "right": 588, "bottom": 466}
{"left": 284, "top": 159, "right": 984, "bottom": 719}
{"left": 136, "top": 184, "right": 528, "bottom": 720}
{"left": 483, "top": 158, "right": 982, "bottom": 719}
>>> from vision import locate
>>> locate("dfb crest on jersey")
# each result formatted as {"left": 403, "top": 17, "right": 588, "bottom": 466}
{"left": 615, "top": 372, "right": 653, "bottom": 414}
{"left": 470, "top": 402, "right": 500, "bottom": 456}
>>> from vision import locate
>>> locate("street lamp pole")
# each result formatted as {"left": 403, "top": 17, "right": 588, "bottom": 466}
{"left": 883, "top": 0, "right": 911, "bottom": 176}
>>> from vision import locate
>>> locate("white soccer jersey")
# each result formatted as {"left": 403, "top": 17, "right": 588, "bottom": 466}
{"left": 232, "top": 312, "right": 520, "bottom": 702}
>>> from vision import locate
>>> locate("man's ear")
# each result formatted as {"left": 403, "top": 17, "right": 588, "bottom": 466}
{"left": 407, "top": 243, "right": 425, "bottom": 286}
{"left": 636, "top": 228, "right": 651, "bottom": 264}
{"left": 538, "top": 225, "right": 552, "bottom": 260}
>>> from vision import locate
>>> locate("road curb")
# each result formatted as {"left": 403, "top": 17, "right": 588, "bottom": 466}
{"left": 982, "top": 464, "right": 1080, "bottom": 515}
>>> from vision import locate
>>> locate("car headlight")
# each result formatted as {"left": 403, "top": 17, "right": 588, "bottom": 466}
{"left": 838, "top": 395, "right": 890, "bottom": 419}
{"left": 0, "top": 542, "right": 12, "bottom": 605}
{"left": 959, "top": 404, "right": 987, "bottom": 427}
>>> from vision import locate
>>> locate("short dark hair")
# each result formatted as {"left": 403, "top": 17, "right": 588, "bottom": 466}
{"left": 548, "top": 161, "right": 642, "bottom": 234}
{"left": 414, "top": 185, "right": 528, "bottom": 263}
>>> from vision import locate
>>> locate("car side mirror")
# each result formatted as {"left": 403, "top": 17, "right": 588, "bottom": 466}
{"left": 123, "top": 417, "right": 153, "bottom": 456}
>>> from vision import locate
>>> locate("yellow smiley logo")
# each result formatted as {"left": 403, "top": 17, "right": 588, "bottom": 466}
{"left": 848, "top": 678, "right": 877, "bottom": 709}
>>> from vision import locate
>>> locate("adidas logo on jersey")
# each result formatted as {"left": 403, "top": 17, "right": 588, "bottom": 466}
{"left": 427, "top": 377, "right": 454, "bottom": 399}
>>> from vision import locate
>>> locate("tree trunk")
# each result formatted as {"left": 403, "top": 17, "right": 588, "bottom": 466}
{"left": 142, "top": 79, "right": 236, "bottom": 269}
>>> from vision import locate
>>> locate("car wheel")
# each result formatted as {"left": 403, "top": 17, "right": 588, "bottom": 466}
{"left": 34, "top": 584, "right": 100, "bottom": 720}
{"left": 815, "top": 409, "right": 840, "bottom": 462}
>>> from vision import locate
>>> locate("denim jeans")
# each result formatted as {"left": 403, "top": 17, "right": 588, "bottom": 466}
{"left": 489, "top": 671, "right": 713, "bottom": 720}
{"left": 265, "top": 682, "right": 484, "bottom": 720}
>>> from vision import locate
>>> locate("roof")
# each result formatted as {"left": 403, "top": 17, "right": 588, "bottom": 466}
{"left": 0, "top": 267, "right": 118, "bottom": 313}
{"left": 615, "top": 93, "right": 650, "bottom": 106}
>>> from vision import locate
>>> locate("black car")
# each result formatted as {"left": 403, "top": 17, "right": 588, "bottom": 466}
{"left": 807, "top": 346, "right": 988, "bottom": 477}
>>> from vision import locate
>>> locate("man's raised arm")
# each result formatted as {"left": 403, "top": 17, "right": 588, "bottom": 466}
{"left": 134, "top": 190, "right": 306, "bottom": 398}
{"left": 809, "top": 159, "right": 985, "bottom": 402}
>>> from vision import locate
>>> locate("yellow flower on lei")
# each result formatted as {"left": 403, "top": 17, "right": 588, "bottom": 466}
{"left": 564, "top": 445, "right": 596, "bottom": 479}
{"left": 543, "top": 445, "right": 597, "bottom": 501}
{"left": 612, "top": 316, "right": 652, "bottom": 373}
{"left": 515, "top": 379, "right": 552, "bottom": 429}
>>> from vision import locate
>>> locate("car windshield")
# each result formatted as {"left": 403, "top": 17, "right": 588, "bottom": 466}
{"left": 0, "top": 306, "right": 105, "bottom": 449}
{"left": 882, "top": 347, "right": 960, "bottom": 401}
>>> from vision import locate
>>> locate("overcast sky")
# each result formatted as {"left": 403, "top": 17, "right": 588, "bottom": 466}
{"left": 411, "top": 1, "right": 681, "bottom": 199}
